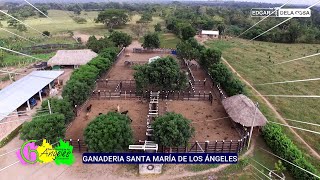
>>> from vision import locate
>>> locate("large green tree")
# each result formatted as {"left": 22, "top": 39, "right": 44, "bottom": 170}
{"left": 180, "top": 24, "right": 196, "bottom": 40}
{"left": 109, "top": 31, "right": 132, "bottom": 47}
{"left": 134, "top": 56, "right": 187, "bottom": 91}
{"left": 86, "top": 36, "right": 115, "bottom": 53}
{"left": 84, "top": 112, "right": 133, "bottom": 152}
{"left": 199, "top": 48, "right": 222, "bottom": 69}
{"left": 176, "top": 38, "right": 205, "bottom": 60}
{"left": 153, "top": 112, "right": 194, "bottom": 148}
{"left": 142, "top": 33, "right": 160, "bottom": 49}
{"left": 95, "top": 9, "right": 129, "bottom": 29}
{"left": 41, "top": 98, "right": 75, "bottom": 124}
{"left": 20, "top": 114, "right": 66, "bottom": 143}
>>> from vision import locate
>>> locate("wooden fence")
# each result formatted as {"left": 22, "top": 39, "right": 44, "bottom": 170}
{"left": 133, "top": 48, "right": 175, "bottom": 54}
{"left": 67, "top": 132, "right": 249, "bottom": 153}
{"left": 90, "top": 90, "right": 217, "bottom": 102}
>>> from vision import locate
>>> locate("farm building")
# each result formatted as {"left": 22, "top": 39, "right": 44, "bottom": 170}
{"left": 48, "top": 49, "right": 98, "bottom": 69}
{"left": 201, "top": 30, "right": 219, "bottom": 38}
{"left": 222, "top": 94, "right": 267, "bottom": 127}
{"left": 0, "top": 70, "right": 64, "bottom": 122}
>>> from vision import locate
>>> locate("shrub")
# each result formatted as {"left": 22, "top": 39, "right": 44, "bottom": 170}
{"left": 84, "top": 112, "right": 133, "bottom": 152}
{"left": 41, "top": 98, "right": 75, "bottom": 124}
{"left": 262, "top": 124, "right": 319, "bottom": 179}
{"left": 153, "top": 112, "right": 195, "bottom": 147}
{"left": 20, "top": 114, "right": 66, "bottom": 143}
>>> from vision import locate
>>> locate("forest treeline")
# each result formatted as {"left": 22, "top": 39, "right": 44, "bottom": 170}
{"left": 1, "top": 2, "right": 320, "bottom": 43}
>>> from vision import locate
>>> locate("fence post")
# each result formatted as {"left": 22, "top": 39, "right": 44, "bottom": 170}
{"left": 109, "top": 90, "right": 111, "bottom": 100}
{"left": 214, "top": 140, "right": 217, "bottom": 152}
{"left": 69, "top": 139, "right": 72, "bottom": 146}
{"left": 103, "top": 90, "right": 106, "bottom": 99}
{"left": 188, "top": 91, "right": 190, "bottom": 100}
{"left": 172, "top": 91, "right": 175, "bottom": 100}
{"left": 78, "top": 139, "right": 81, "bottom": 153}
{"left": 229, "top": 140, "right": 233, "bottom": 152}
{"left": 98, "top": 90, "right": 101, "bottom": 100}
{"left": 178, "top": 91, "right": 180, "bottom": 100}
{"left": 237, "top": 140, "right": 241, "bottom": 153}
{"left": 222, "top": 140, "right": 225, "bottom": 153}
{"left": 198, "top": 91, "right": 200, "bottom": 101}
{"left": 130, "top": 90, "right": 132, "bottom": 98}
{"left": 205, "top": 141, "right": 209, "bottom": 153}
{"left": 204, "top": 91, "right": 206, "bottom": 100}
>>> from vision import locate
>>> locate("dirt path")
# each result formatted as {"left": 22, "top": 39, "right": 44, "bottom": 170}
{"left": 222, "top": 57, "right": 320, "bottom": 160}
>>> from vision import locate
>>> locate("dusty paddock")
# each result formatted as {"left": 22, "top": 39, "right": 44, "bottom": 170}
{"left": 66, "top": 100, "right": 149, "bottom": 141}
{"left": 166, "top": 101, "right": 240, "bottom": 141}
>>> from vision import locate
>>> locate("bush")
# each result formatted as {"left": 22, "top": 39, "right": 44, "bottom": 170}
{"left": 62, "top": 47, "right": 119, "bottom": 107}
{"left": 72, "top": 16, "right": 87, "bottom": 24}
{"left": 208, "top": 63, "right": 245, "bottom": 96}
{"left": 84, "top": 112, "right": 133, "bottom": 152}
{"left": 142, "top": 33, "right": 160, "bottom": 49}
{"left": 20, "top": 114, "right": 66, "bottom": 143}
{"left": 41, "top": 98, "right": 75, "bottom": 124}
{"left": 153, "top": 112, "right": 195, "bottom": 147}
{"left": 42, "top": 31, "right": 50, "bottom": 36}
{"left": 133, "top": 56, "right": 187, "bottom": 91}
{"left": 262, "top": 124, "right": 319, "bottom": 179}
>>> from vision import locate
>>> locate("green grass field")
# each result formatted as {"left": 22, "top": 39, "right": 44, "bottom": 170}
{"left": 206, "top": 38, "right": 320, "bottom": 170}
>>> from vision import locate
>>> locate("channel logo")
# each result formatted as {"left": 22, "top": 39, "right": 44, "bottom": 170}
{"left": 251, "top": 8, "right": 311, "bottom": 18}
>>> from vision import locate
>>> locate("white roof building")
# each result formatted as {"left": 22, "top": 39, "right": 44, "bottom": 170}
{"left": 201, "top": 30, "right": 219, "bottom": 36}
{"left": 48, "top": 49, "right": 98, "bottom": 67}
{"left": 0, "top": 70, "right": 64, "bottom": 121}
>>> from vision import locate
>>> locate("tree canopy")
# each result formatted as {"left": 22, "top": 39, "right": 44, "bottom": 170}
{"left": 95, "top": 9, "right": 129, "bottom": 29}
{"left": 20, "top": 114, "right": 66, "bottom": 143}
{"left": 108, "top": 31, "right": 132, "bottom": 47}
{"left": 153, "top": 112, "right": 195, "bottom": 147}
{"left": 86, "top": 36, "right": 115, "bottom": 53}
{"left": 41, "top": 98, "right": 75, "bottom": 124}
{"left": 134, "top": 56, "right": 187, "bottom": 91}
{"left": 142, "top": 33, "right": 160, "bottom": 49}
{"left": 84, "top": 112, "right": 134, "bottom": 152}
{"left": 180, "top": 24, "right": 196, "bottom": 40}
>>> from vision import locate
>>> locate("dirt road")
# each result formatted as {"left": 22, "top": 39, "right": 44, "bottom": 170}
{"left": 222, "top": 57, "right": 320, "bottom": 160}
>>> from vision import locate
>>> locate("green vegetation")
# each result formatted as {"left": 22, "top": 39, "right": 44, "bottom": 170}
{"left": 262, "top": 124, "right": 319, "bottom": 179}
{"left": 62, "top": 47, "right": 119, "bottom": 107}
{"left": 206, "top": 38, "right": 320, "bottom": 155}
{"left": 142, "top": 33, "right": 160, "bottom": 49}
{"left": 186, "top": 164, "right": 219, "bottom": 172}
{"left": 109, "top": 31, "right": 132, "bottom": 48}
{"left": 153, "top": 112, "right": 195, "bottom": 148}
{"left": 1, "top": 52, "right": 55, "bottom": 67}
{"left": 134, "top": 56, "right": 187, "bottom": 92}
{"left": 95, "top": 9, "right": 129, "bottom": 30}
{"left": 20, "top": 114, "right": 66, "bottom": 143}
{"left": 84, "top": 112, "right": 133, "bottom": 152}
{"left": 0, "top": 124, "right": 22, "bottom": 148}
{"left": 86, "top": 35, "right": 115, "bottom": 53}
{"left": 41, "top": 98, "right": 75, "bottom": 124}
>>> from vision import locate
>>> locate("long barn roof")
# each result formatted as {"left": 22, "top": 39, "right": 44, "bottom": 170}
{"left": 0, "top": 70, "right": 64, "bottom": 122}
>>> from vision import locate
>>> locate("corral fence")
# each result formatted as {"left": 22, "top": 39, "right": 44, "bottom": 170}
{"left": 75, "top": 47, "right": 126, "bottom": 115}
{"left": 67, "top": 133, "right": 250, "bottom": 153}
{"left": 133, "top": 48, "right": 176, "bottom": 54}
{"left": 90, "top": 90, "right": 217, "bottom": 102}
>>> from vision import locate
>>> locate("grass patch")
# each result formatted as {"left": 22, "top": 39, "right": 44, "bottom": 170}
{"left": 206, "top": 38, "right": 320, "bottom": 158}
{"left": 205, "top": 40, "right": 235, "bottom": 51}
{"left": 1, "top": 52, "right": 55, "bottom": 67}
{"left": 186, "top": 164, "right": 219, "bottom": 172}
{"left": 159, "top": 33, "right": 181, "bottom": 49}
{"left": 0, "top": 124, "right": 22, "bottom": 148}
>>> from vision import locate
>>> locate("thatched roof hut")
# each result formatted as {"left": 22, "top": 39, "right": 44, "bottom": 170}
{"left": 222, "top": 94, "right": 267, "bottom": 127}
{"left": 48, "top": 49, "right": 98, "bottom": 67}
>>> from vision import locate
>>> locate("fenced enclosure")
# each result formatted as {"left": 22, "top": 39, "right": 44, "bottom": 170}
{"left": 67, "top": 132, "right": 249, "bottom": 153}
{"left": 90, "top": 90, "right": 217, "bottom": 102}
{"left": 133, "top": 48, "right": 176, "bottom": 54}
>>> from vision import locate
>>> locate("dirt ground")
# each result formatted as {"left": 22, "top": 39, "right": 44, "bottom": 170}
{"left": 72, "top": 31, "right": 103, "bottom": 44}
{"left": 104, "top": 41, "right": 172, "bottom": 80}
{"left": 166, "top": 101, "right": 239, "bottom": 141}
{"left": 66, "top": 100, "right": 149, "bottom": 141}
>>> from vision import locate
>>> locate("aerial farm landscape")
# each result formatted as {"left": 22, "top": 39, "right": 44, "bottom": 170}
{"left": 0, "top": 0, "right": 319, "bottom": 179}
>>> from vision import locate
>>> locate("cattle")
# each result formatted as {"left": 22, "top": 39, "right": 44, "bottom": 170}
{"left": 86, "top": 104, "right": 92, "bottom": 112}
